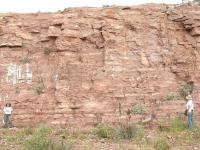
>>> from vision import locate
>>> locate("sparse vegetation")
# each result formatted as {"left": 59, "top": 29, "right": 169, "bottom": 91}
{"left": 179, "top": 83, "right": 194, "bottom": 98}
{"left": 24, "top": 125, "right": 52, "bottom": 150}
{"left": 20, "top": 57, "right": 31, "bottom": 64}
{"left": 33, "top": 76, "right": 45, "bottom": 95}
{"left": 33, "top": 83, "right": 44, "bottom": 95}
{"left": 194, "top": 0, "right": 200, "bottom": 5}
{"left": 2, "top": 125, "right": 75, "bottom": 150}
{"left": 15, "top": 87, "right": 20, "bottom": 94}
{"left": 23, "top": 125, "right": 74, "bottom": 150}
{"left": 94, "top": 123, "right": 144, "bottom": 140}
{"left": 154, "top": 138, "right": 169, "bottom": 150}
{"left": 23, "top": 127, "right": 34, "bottom": 136}
{"left": 48, "top": 138, "right": 73, "bottom": 150}
{"left": 1, "top": 121, "right": 200, "bottom": 150}
{"left": 102, "top": 5, "right": 110, "bottom": 8}
{"left": 115, "top": 123, "right": 144, "bottom": 140}
{"left": 37, "top": 76, "right": 44, "bottom": 83}
{"left": 165, "top": 92, "right": 181, "bottom": 101}
{"left": 57, "top": 10, "right": 64, "bottom": 13}
{"left": 159, "top": 117, "right": 186, "bottom": 133}
{"left": 94, "top": 123, "right": 115, "bottom": 139}
{"left": 131, "top": 104, "right": 146, "bottom": 114}
{"left": 5, "top": 128, "right": 33, "bottom": 145}
{"left": 194, "top": 123, "right": 200, "bottom": 139}
{"left": 169, "top": 117, "right": 186, "bottom": 133}
{"left": 43, "top": 48, "right": 51, "bottom": 55}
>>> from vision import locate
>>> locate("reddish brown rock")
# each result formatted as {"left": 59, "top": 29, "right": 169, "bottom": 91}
{"left": 0, "top": 34, "right": 22, "bottom": 47}
{"left": 47, "top": 26, "right": 62, "bottom": 37}
{"left": 0, "top": 4, "right": 200, "bottom": 127}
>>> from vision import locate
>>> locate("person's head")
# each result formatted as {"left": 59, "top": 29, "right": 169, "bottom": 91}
{"left": 186, "top": 95, "right": 192, "bottom": 101}
{"left": 5, "top": 103, "right": 9, "bottom": 107}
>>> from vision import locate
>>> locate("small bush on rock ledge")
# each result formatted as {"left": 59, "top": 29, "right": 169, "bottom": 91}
{"left": 179, "top": 83, "right": 194, "bottom": 98}
{"left": 131, "top": 104, "right": 146, "bottom": 114}
{"left": 43, "top": 48, "right": 51, "bottom": 55}
{"left": 20, "top": 57, "right": 31, "bottom": 64}
{"left": 165, "top": 92, "right": 181, "bottom": 101}
{"left": 33, "top": 83, "right": 44, "bottom": 95}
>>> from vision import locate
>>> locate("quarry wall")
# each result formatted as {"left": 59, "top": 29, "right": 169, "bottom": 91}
{"left": 0, "top": 4, "right": 200, "bottom": 127}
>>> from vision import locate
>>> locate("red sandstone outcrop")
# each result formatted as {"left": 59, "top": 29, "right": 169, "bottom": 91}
{"left": 0, "top": 4, "right": 200, "bottom": 127}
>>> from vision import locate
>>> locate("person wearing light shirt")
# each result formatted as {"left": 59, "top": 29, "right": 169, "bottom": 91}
{"left": 3, "top": 103, "right": 13, "bottom": 128}
{"left": 186, "top": 95, "right": 194, "bottom": 129}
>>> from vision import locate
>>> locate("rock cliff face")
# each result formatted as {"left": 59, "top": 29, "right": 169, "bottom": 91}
{"left": 0, "top": 4, "right": 200, "bottom": 127}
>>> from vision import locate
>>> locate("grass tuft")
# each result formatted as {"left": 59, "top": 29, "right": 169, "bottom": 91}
{"left": 154, "top": 138, "right": 169, "bottom": 150}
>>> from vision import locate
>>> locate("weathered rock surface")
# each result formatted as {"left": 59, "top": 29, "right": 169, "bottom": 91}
{"left": 0, "top": 4, "right": 200, "bottom": 127}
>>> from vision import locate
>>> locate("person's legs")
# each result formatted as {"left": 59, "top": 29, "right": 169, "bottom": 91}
{"left": 7, "top": 114, "right": 12, "bottom": 128}
{"left": 4, "top": 114, "right": 9, "bottom": 128}
{"left": 191, "top": 112, "right": 193, "bottom": 127}
{"left": 3, "top": 114, "right": 6, "bottom": 128}
{"left": 188, "top": 112, "right": 193, "bottom": 129}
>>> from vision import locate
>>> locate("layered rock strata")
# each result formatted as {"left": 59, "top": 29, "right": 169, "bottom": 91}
{"left": 0, "top": 4, "right": 200, "bottom": 126}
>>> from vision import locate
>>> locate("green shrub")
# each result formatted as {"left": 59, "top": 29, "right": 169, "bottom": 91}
{"left": 33, "top": 83, "right": 44, "bottom": 95}
{"left": 33, "top": 76, "right": 45, "bottom": 95}
{"left": 23, "top": 128, "right": 34, "bottom": 136}
{"left": 20, "top": 57, "right": 31, "bottom": 64}
{"left": 194, "top": 123, "right": 200, "bottom": 139}
{"left": 6, "top": 128, "right": 34, "bottom": 144}
{"left": 24, "top": 135, "right": 49, "bottom": 150}
{"left": 23, "top": 125, "right": 74, "bottom": 150}
{"left": 179, "top": 83, "right": 194, "bottom": 98}
{"left": 43, "top": 48, "right": 51, "bottom": 55}
{"left": 131, "top": 104, "right": 146, "bottom": 114}
{"left": 102, "top": 5, "right": 110, "bottom": 7}
{"left": 4, "top": 128, "right": 33, "bottom": 145}
{"left": 23, "top": 125, "right": 52, "bottom": 150}
{"left": 48, "top": 138, "right": 73, "bottom": 150}
{"left": 194, "top": 0, "right": 200, "bottom": 5}
{"left": 169, "top": 117, "right": 186, "bottom": 133}
{"left": 94, "top": 124, "right": 115, "bottom": 139}
{"left": 159, "top": 117, "right": 186, "bottom": 133}
{"left": 35, "top": 125, "right": 52, "bottom": 136}
{"left": 154, "top": 138, "right": 169, "bottom": 150}
{"left": 94, "top": 123, "right": 144, "bottom": 140}
{"left": 115, "top": 123, "right": 144, "bottom": 140}
{"left": 36, "top": 76, "right": 44, "bottom": 83}
{"left": 15, "top": 87, "right": 20, "bottom": 94}
{"left": 165, "top": 92, "right": 181, "bottom": 101}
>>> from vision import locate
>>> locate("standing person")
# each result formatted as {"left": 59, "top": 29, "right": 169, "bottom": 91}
{"left": 3, "top": 103, "right": 13, "bottom": 128}
{"left": 186, "top": 94, "right": 194, "bottom": 129}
